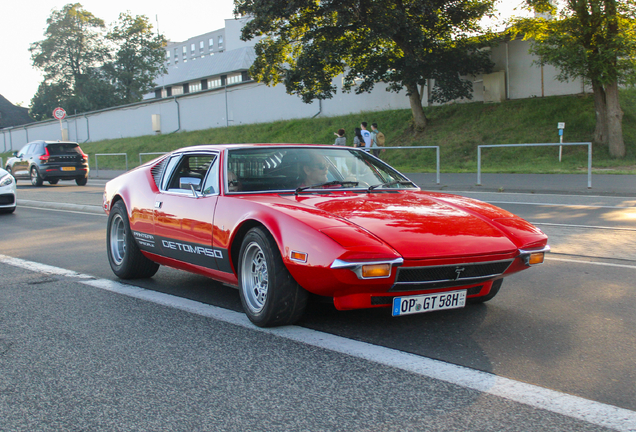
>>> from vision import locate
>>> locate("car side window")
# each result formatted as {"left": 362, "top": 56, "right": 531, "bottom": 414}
{"left": 160, "top": 156, "right": 181, "bottom": 191}
{"left": 201, "top": 158, "right": 219, "bottom": 195}
{"left": 17, "top": 144, "right": 31, "bottom": 157}
{"left": 165, "top": 153, "right": 217, "bottom": 193}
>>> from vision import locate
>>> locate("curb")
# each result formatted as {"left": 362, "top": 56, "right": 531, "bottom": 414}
{"left": 18, "top": 199, "right": 105, "bottom": 215}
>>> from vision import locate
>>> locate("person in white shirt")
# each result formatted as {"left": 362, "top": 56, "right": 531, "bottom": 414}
{"left": 360, "top": 122, "right": 372, "bottom": 151}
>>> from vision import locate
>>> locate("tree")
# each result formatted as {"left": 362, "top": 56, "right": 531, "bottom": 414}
{"left": 29, "top": 4, "right": 167, "bottom": 118}
{"left": 234, "top": 0, "right": 497, "bottom": 131}
{"left": 513, "top": 0, "right": 636, "bottom": 158}
{"left": 30, "top": 3, "right": 110, "bottom": 101}
{"left": 104, "top": 13, "right": 167, "bottom": 104}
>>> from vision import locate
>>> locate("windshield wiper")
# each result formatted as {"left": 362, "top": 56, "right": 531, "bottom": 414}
{"left": 295, "top": 180, "right": 359, "bottom": 195}
{"left": 367, "top": 180, "right": 417, "bottom": 192}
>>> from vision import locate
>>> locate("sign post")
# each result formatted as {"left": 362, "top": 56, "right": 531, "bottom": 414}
{"left": 557, "top": 122, "right": 565, "bottom": 162}
{"left": 53, "top": 107, "right": 67, "bottom": 140}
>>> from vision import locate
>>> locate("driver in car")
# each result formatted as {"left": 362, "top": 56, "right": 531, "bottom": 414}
{"left": 299, "top": 152, "right": 329, "bottom": 187}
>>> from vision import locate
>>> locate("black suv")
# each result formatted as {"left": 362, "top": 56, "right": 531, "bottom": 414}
{"left": 5, "top": 140, "right": 90, "bottom": 186}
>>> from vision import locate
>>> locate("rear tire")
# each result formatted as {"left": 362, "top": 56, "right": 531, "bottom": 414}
{"left": 238, "top": 227, "right": 308, "bottom": 327}
{"left": 30, "top": 167, "right": 43, "bottom": 187}
{"left": 468, "top": 279, "right": 503, "bottom": 304}
{"left": 76, "top": 177, "right": 88, "bottom": 186}
{"left": 107, "top": 200, "right": 159, "bottom": 279}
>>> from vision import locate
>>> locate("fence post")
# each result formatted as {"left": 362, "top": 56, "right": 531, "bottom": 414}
{"left": 477, "top": 146, "right": 482, "bottom": 186}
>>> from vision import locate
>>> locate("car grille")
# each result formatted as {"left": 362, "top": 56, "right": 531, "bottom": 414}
{"left": 0, "top": 194, "right": 15, "bottom": 205}
{"left": 390, "top": 260, "right": 513, "bottom": 292}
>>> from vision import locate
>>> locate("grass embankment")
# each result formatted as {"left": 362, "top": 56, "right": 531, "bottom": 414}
{"left": 3, "top": 89, "right": 635, "bottom": 173}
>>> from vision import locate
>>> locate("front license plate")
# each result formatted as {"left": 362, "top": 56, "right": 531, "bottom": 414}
{"left": 392, "top": 290, "right": 467, "bottom": 316}
{"left": 61, "top": 167, "right": 76, "bottom": 171}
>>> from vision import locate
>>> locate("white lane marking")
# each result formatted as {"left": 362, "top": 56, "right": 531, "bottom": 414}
{"left": 1, "top": 254, "right": 635, "bottom": 432}
{"left": 549, "top": 257, "right": 636, "bottom": 270}
{"left": 18, "top": 205, "right": 106, "bottom": 216}
{"left": 486, "top": 200, "right": 635, "bottom": 210}
{"left": 532, "top": 222, "right": 636, "bottom": 232}
{"left": 460, "top": 191, "right": 632, "bottom": 200}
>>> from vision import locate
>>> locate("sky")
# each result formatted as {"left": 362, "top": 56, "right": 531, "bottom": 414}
{"left": 0, "top": 0, "right": 530, "bottom": 108}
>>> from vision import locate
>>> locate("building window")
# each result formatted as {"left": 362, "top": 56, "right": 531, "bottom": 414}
{"left": 242, "top": 71, "right": 250, "bottom": 81}
{"left": 227, "top": 74, "right": 242, "bottom": 85}
{"left": 199, "top": 41, "right": 204, "bottom": 52}
{"left": 190, "top": 82, "right": 201, "bottom": 93}
{"left": 208, "top": 78, "right": 222, "bottom": 88}
{"left": 172, "top": 86, "right": 183, "bottom": 96}
{"left": 182, "top": 46, "right": 187, "bottom": 56}
{"left": 174, "top": 48, "right": 178, "bottom": 59}
{"left": 166, "top": 87, "right": 172, "bottom": 97}
{"left": 183, "top": 83, "right": 189, "bottom": 94}
{"left": 209, "top": 37, "right": 214, "bottom": 49}
{"left": 190, "top": 43, "right": 195, "bottom": 54}
{"left": 166, "top": 50, "right": 170, "bottom": 60}
{"left": 218, "top": 35, "right": 223, "bottom": 46}
{"left": 155, "top": 88, "right": 162, "bottom": 99}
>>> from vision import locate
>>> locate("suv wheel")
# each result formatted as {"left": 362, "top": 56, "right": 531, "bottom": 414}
{"left": 76, "top": 177, "right": 88, "bottom": 186}
{"left": 30, "top": 167, "right": 43, "bottom": 187}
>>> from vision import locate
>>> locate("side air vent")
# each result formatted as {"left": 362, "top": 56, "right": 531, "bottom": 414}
{"left": 150, "top": 158, "right": 168, "bottom": 188}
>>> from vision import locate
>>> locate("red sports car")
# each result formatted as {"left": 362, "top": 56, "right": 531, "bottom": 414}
{"left": 103, "top": 144, "right": 549, "bottom": 327}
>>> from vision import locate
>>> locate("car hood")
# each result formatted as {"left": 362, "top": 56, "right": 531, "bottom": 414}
{"left": 280, "top": 191, "right": 523, "bottom": 259}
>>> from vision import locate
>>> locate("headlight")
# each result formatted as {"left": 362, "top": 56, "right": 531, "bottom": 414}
{"left": 0, "top": 174, "right": 14, "bottom": 187}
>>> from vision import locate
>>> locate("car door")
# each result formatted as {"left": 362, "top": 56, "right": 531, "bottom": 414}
{"left": 12, "top": 144, "right": 32, "bottom": 178}
{"left": 153, "top": 151, "right": 222, "bottom": 271}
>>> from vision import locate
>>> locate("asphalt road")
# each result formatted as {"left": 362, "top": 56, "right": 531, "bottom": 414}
{"left": 1, "top": 179, "right": 635, "bottom": 431}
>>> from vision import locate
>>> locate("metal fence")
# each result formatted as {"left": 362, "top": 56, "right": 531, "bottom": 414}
{"left": 380, "top": 146, "right": 441, "bottom": 184}
{"left": 94, "top": 153, "right": 128, "bottom": 177}
{"left": 477, "top": 142, "right": 593, "bottom": 189}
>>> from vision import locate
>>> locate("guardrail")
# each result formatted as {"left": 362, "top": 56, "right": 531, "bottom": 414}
{"left": 379, "top": 146, "right": 441, "bottom": 184}
{"left": 139, "top": 152, "right": 167, "bottom": 165}
{"left": 95, "top": 153, "right": 129, "bottom": 177}
{"left": 477, "top": 142, "right": 593, "bottom": 189}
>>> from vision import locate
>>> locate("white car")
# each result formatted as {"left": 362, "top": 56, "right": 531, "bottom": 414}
{"left": 0, "top": 167, "right": 17, "bottom": 214}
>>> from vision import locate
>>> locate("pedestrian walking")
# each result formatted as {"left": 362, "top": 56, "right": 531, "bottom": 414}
{"left": 370, "top": 122, "right": 385, "bottom": 157}
{"left": 360, "top": 122, "right": 372, "bottom": 151}
{"left": 333, "top": 128, "right": 346, "bottom": 146}
{"left": 353, "top": 127, "right": 365, "bottom": 148}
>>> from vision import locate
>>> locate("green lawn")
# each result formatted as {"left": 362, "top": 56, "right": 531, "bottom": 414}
{"left": 3, "top": 89, "right": 635, "bottom": 173}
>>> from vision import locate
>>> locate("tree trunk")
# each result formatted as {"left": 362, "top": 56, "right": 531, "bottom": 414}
{"left": 405, "top": 82, "right": 427, "bottom": 131}
{"left": 591, "top": 80, "right": 608, "bottom": 146}
{"left": 604, "top": 80, "right": 625, "bottom": 158}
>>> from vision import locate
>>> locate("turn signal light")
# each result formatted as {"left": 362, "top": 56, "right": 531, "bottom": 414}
{"left": 361, "top": 264, "right": 391, "bottom": 278}
{"left": 290, "top": 251, "right": 308, "bottom": 263}
{"left": 528, "top": 252, "right": 545, "bottom": 265}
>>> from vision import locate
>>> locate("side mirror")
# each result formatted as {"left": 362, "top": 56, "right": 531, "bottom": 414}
{"left": 12, "top": 151, "right": 18, "bottom": 157}
{"left": 180, "top": 176, "right": 201, "bottom": 191}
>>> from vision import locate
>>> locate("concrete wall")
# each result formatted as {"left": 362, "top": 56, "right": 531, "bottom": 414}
{"left": 1, "top": 79, "right": 410, "bottom": 153}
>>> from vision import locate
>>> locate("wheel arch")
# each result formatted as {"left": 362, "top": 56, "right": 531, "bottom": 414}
{"left": 230, "top": 219, "right": 269, "bottom": 276}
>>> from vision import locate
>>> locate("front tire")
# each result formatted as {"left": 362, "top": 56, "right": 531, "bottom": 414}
{"left": 238, "top": 227, "right": 308, "bottom": 327}
{"left": 30, "top": 167, "right": 43, "bottom": 187}
{"left": 468, "top": 279, "right": 503, "bottom": 304}
{"left": 107, "top": 200, "right": 159, "bottom": 279}
{"left": 76, "top": 177, "right": 88, "bottom": 186}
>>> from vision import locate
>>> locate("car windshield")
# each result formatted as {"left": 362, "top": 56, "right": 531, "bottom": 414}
{"left": 225, "top": 147, "right": 417, "bottom": 193}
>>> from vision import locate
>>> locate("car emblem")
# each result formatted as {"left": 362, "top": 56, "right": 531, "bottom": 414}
{"left": 454, "top": 267, "right": 465, "bottom": 280}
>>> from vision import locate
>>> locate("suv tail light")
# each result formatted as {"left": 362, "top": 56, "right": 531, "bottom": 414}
{"left": 39, "top": 147, "right": 50, "bottom": 162}
{"left": 78, "top": 147, "right": 88, "bottom": 162}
